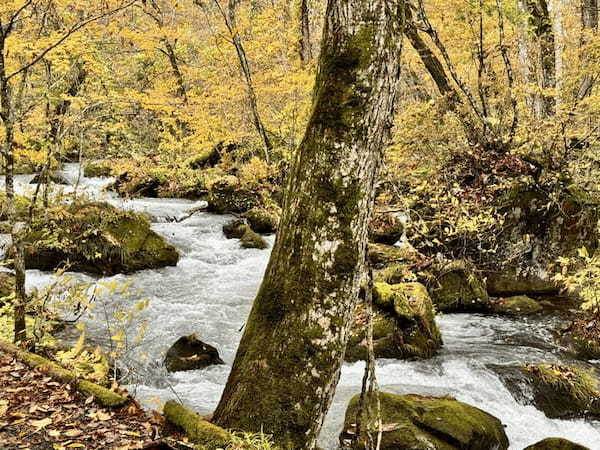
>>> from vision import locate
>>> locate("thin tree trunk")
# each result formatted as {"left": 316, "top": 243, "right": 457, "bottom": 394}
{"left": 517, "top": 0, "right": 539, "bottom": 114}
{"left": 297, "top": 0, "right": 313, "bottom": 63}
{"left": 213, "top": 1, "right": 405, "bottom": 448}
{"left": 549, "top": 0, "right": 564, "bottom": 108}
{"left": 162, "top": 39, "right": 188, "bottom": 103}
{"left": 226, "top": 0, "right": 272, "bottom": 161}
{"left": 578, "top": 0, "right": 598, "bottom": 99}
{"left": 0, "top": 33, "right": 27, "bottom": 344}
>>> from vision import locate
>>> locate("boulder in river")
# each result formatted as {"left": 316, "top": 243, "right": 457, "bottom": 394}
{"left": 339, "top": 392, "right": 509, "bottom": 450}
{"left": 30, "top": 172, "right": 70, "bottom": 185}
{"left": 164, "top": 335, "right": 225, "bottom": 372}
{"left": 345, "top": 282, "right": 442, "bottom": 362}
{"left": 24, "top": 202, "right": 179, "bottom": 275}
{"left": 242, "top": 206, "right": 280, "bottom": 234}
{"left": 483, "top": 183, "right": 599, "bottom": 296}
{"left": 206, "top": 176, "right": 260, "bottom": 214}
{"left": 83, "top": 161, "right": 113, "bottom": 178}
{"left": 522, "top": 363, "right": 600, "bottom": 419}
{"left": 563, "top": 318, "right": 600, "bottom": 360}
{"left": 368, "top": 212, "right": 404, "bottom": 245}
{"left": 428, "top": 260, "right": 491, "bottom": 313}
{"left": 222, "top": 219, "right": 247, "bottom": 239}
{"left": 524, "top": 438, "right": 590, "bottom": 450}
{"left": 491, "top": 295, "right": 542, "bottom": 315}
{"left": 240, "top": 227, "right": 268, "bottom": 249}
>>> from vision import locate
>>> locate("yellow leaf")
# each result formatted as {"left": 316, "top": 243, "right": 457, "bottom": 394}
{"left": 30, "top": 417, "right": 52, "bottom": 430}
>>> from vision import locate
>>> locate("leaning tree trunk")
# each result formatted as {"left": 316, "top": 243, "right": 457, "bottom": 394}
{"left": 213, "top": 1, "right": 405, "bottom": 448}
{"left": 297, "top": 0, "right": 313, "bottom": 63}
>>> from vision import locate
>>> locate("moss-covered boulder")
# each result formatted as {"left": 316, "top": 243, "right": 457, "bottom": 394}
{"left": 524, "top": 438, "right": 590, "bottom": 450}
{"left": 242, "top": 206, "right": 280, "bottom": 234}
{"left": 367, "top": 243, "right": 426, "bottom": 268}
{"left": 523, "top": 363, "right": 600, "bottom": 419}
{"left": 483, "top": 183, "right": 599, "bottom": 296}
{"left": 491, "top": 295, "right": 542, "bottom": 315}
{"left": 164, "top": 401, "right": 232, "bottom": 449}
{"left": 428, "top": 260, "right": 491, "bottom": 313}
{"left": 206, "top": 176, "right": 260, "bottom": 214}
{"left": 346, "top": 282, "right": 442, "bottom": 362}
{"left": 164, "top": 335, "right": 224, "bottom": 373}
{"left": 30, "top": 172, "right": 70, "bottom": 185}
{"left": 240, "top": 227, "right": 268, "bottom": 249}
{"left": 340, "top": 392, "right": 509, "bottom": 450}
{"left": 222, "top": 219, "right": 247, "bottom": 239}
{"left": 369, "top": 212, "right": 404, "bottom": 245}
{"left": 24, "top": 202, "right": 179, "bottom": 275}
{"left": 563, "top": 318, "right": 600, "bottom": 360}
{"left": 186, "top": 144, "right": 222, "bottom": 170}
{"left": 84, "top": 161, "right": 113, "bottom": 178}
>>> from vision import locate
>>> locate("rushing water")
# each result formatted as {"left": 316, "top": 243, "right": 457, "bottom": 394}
{"left": 7, "top": 164, "right": 600, "bottom": 448}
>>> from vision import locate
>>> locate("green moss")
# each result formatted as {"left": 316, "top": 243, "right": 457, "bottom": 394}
{"left": 24, "top": 202, "right": 179, "bottom": 275}
{"left": 341, "top": 392, "right": 509, "bottom": 450}
{"left": 492, "top": 295, "right": 542, "bottom": 315}
{"left": 524, "top": 363, "right": 600, "bottom": 418}
{"left": 430, "top": 260, "right": 490, "bottom": 313}
{"left": 164, "top": 401, "right": 232, "bottom": 449}
{"left": 84, "top": 161, "right": 113, "bottom": 178}
{"left": 524, "top": 438, "right": 590, "bottom": 450}
{"left": 207, "top": 176, "right": 261, "bottom": 214}
{"left": 186, "top": 145, "right": 221, "bottom": 170}
{"left": 240, "top": 228, "right": 268, "bottom": 249}
{"left": 242, "top": 207, "right": 280, "bottom": 234}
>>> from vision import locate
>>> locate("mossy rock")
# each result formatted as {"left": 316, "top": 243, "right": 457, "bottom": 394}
{"left": 367, "top": 243, "right": 424, "bottom": 268}
{"left": 240, "top": 227, "right": 268, "bottom": 249}
{"left": 222, "top": 219, "right": 247, "bottom": 239}
{"left": 429, "top": 260, "right": 491, "bottom": 313}
{"left": 340, "top": 392, "right": 509, "bottom": 450}
{"left": 242, "top": 206, "right": 280, "bottom": 234}
{"left": 206, "top": 176, "right": 260, "bottom": 214}
{"left": 523, "top": 363, "right": 600, "bottom": 419}
{"left": 524, "top": 438, "right": 590, "bottom": 450}
{"left": 486, "top": 269, "right": 560, "bottom": 297}
{"left": 563, "top": 319, "right": 600, "bottom": 360}
{"left": 24, "top": 202, "right": 179, "bottom": 275}
{"left": 368, "top": 212, "right": 404, "bottom": 245}
{"left": 164, "top": 335, "right": 224, "bottom": 372}
{"left": 346, "top": 282, "right": 442, "bottom": 362}
{"left": 30, "top": 172, "right": 70, "bottom": 185}
{"left": 84, "top": 161, "right": 113, "bottom": 178}
{"left": 0, "top": 272, "right": 14, "bottom": 298}
{"left": 491, "top": 295, "right": 542, "bottom": 315}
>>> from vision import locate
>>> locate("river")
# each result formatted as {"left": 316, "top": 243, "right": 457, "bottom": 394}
{"left": 8, "top": 163, "right": 600, "bottom": 449}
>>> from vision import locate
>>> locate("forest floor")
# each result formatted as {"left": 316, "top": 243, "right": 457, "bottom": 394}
{"left": 0, "top": 351, "right": 189, "bottom": 450}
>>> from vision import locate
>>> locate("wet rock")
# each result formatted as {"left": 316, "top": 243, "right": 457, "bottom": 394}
{"left": 522, "top": 363, "right": 600, "bottom": 419}
{"left": 346, "top": 282, "right": 442, "bottom": 362}
{"left": 242, "top": 206, "right": 280, "bottom": 234}
{"left": 24, "top": 202, "right": 179, "bottom": 275}
{"left": 185, "top": 144, "right": 222, "bottom": 170}
{"left": 164, "top": 335, "right": 224, "bottom": 372}
{"left": 524, "top": 438, "right": 590, "bottom": 450}
{"left": 563, "top": 318, "right": 600, "bottom": 360}
{"left": 30, "top": 172, "right": 70, "bottom": 185}
{"left": 483, "top": 183, "right": 599, "bottom": 296}
{"left": 240, "top": 227, "right": 268, "bottom": 249}
{"left": 368, "top": 212, "right": 404, "bottom": 245}
{"left": 491, "top": 295, "right": 543, "bottom": 315}
{"left": 222, "top": 219, "right": 247, "bottom": 239}
{"left": 206, "top": 176, "right": 260, "bottom": 214}
{"left": 340, "top": 392, "right": 509, "bottom": 450}
{"left": 367, "top": 243, "right": 425, "bottom": 268}
{"left": 429, "top": 260, "right": 491, "bottom": 313}
{"left": 84, "top": 161, "right": 112, "bottom": 178}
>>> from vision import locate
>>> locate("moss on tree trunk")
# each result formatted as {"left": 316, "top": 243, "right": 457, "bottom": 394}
{"left": 212, "top": 1, "right": 405, "bottom": 448}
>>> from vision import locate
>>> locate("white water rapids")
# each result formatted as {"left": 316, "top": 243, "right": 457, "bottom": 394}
{"left": 7, "top": 164, "right": 600, "bottom": 449}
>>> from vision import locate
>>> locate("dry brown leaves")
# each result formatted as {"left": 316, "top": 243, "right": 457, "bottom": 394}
{"left": 0, "top": 351, "right": 168, "bottom": 449}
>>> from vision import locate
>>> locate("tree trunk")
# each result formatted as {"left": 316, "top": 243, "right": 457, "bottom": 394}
{"left": 162, "top": 39, "right": 188, "bottom": 103}
{"left": 297, "top": 0, "right": 313, "bottom": 63}
{"left": 578, "top": 0, "right": 598, "bottom": 99}
{"left": 0, "top": 34, "right": 27, "bottom": 344}
{"left": 530, "top": 0, "right": 557, "bottom": 118}
{"left": 212, "top": 1, "right": 405, "bottom": 448}
{"left": 227, "top": 0, "right": 272, "bottom": 162}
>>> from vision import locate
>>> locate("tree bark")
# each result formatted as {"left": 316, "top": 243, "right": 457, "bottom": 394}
{"left": 297, "top": 0, "right": 313, "bottom": 63}
{"left": 578, "top": 0, "right": 598, "bottom": 99}
{"left": 212, "top": 1, "right": 405, "bottom": 448}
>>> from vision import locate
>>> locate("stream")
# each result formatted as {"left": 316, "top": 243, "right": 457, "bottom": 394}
{"left": 7, "top": 163, "right": 600, "bottom": 449}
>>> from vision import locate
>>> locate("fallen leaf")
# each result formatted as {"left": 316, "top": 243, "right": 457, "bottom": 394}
{"left": 30, "top": 417, "right": 52, "bottom": 430}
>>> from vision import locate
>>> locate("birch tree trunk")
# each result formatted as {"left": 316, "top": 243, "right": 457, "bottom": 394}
{"left": 213, "top": 0, "right": 405, "bottom": 448}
